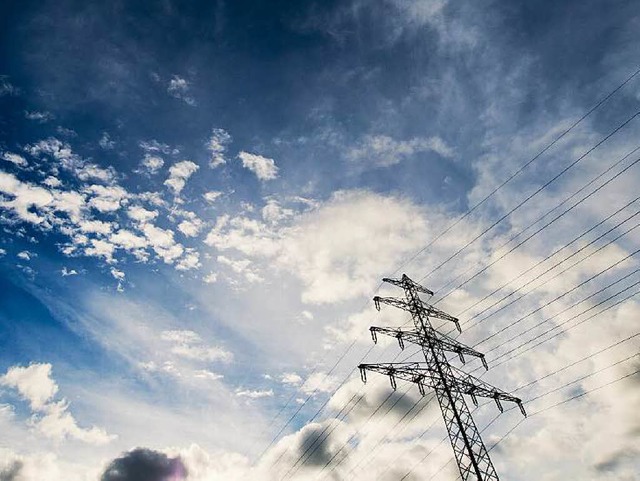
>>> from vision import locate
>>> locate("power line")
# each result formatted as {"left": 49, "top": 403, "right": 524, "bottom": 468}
{"left": 512, "top": 331, "right": 640, "bottom": 393}
{"left": 488, "top": 286, "right": 640, "bottom": 371}
{"left": 475, "top": 266, "right": 640, "bottom": 350}
{"left": 397, "top": 355, "right": 640, "bottom": 480}
{"left": 256, "top": 68, "right": 640, "bottom": 466}
{"left": 461, "top": 214, "right": 640, "bottom": 334}
{"left": 315, "top": 390, "right": 395, "bottom": 480}
{"left": 275, "top": 342, "right": 414, "bottom": 473}
{"left": 451, "top": 193, "right": 640, "bottom": 322}
{"left": 390, "top": 65, "right": 640, "bottom": 278}
{"left": 432, "top": 147, "right": 640, "bottom": 305}
{"left": 418, "top": 108, "right": 640, "bottom": 283}
{"left": 347, "top": 393, "right": 436, "bottom": 479}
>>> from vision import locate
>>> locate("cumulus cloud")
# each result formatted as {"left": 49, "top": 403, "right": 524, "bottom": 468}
{"left": 99, "top": 132, "right": 115, "bottom": 150}
{"left": 202, "top": 272, "right": 218, "bottom": 284}
{"left": 0, "top": 363, "right": 114, "bottom": 445}
{"left": 24, "top": 111, "right": 54, "bottom": 123}
{"left": 205, "top": 190, "right": 432, "bottom": 302}
{"left": 207, "top": 128, "right": 232, "bottom": 167}
{"left": 281, "top": 373, "right": 303, "bottom": 385}
{"left": 1, "top": 152, "right": 27, "bottom": 167}
{"left": 86, "top": 185, "right": 128, "bottom": 212}
{"left": 176, "top": 249, "right": 201, "bottom": 271}
{"left": 238, "top": 151, "right": 279, "bottom": 181}
{"left": 1, "top": 364, "right": 58, "bottom": 411}
{"left": 167, "top": 76, "right": 196, "bottom": 106}
{"left": 300, "top": 372, "right": 339, "bottom": 395}
{"left": 177, "top": 218, "right": 203, "bottom": 237}
{"left": 127, "top": 206, "right": 159, "bottom": 223}
{"left": 101, "top": 448, "right": 187, "bottom": 481}
{"left": 164, "top": 161, "right": 199, "bottom": 195}
{"left": 203, "top": 191, "right": 223, "bottom": 203}
{"left": 140, "top": 155, "right": 165, "bottom": 174}
{"left": 347, "top": 134, "right": 454, "bottom": 167}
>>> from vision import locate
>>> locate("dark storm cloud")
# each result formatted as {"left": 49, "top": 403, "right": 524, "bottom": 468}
{"left": 295, "top": 424, "right": 334, "bottom": 467}
{"left": 593, "top": 447, "right": 639, "bottom": 473}
{"left": 101, "top": 448, "right": 187, "bottom": 481}
{"left": 0, "top": 461, "right": 23, "bottom": 481}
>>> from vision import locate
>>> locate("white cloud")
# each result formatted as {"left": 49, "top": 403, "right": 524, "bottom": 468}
{"left": 235, "top": 389, "right": 274, "bottom": 399}
{"left": 24, "top": 111, "right": 54, "bottom": 123}
{"left": 207, "top": 128, "right": 232, "bottom": 167}
{"left": 262, "top": 199, "right": 293, "bottom": 224}
{"left": 203, "top": 272, "right": 218, "bottom": 283}
{"left": 217, "top": 255, "right": 264, "bottom": 283}
{"left": 25, "top": 138, "right": 81, "bottom": 170}
{"left": 140, "top": 222, "right": 184, "bottom": 264}
{"left": 2, "top": 152, "right": 27, "bottom": 167}
{"left": 43, "top": 176, "right": 61, "bottom": 188}
{"left": 139, "top": 139, "right": 174, "bottom": 155}
{"left": 170, "top": 343, "right": 232, "bottom": 363}
{"left": 0, "top": 76, "right": 19, "bottom": 96}
{"left": 300, "top": 372, "right": 339, "bottom": 395}
{"left": 280, "top": 373, "right": 303, "bottom": 385}
{"left": 203, "top": 191, "right": 223, "bottom": 203}
{"left": 1, "top": 364, "right": 58, "bottom": 411}
{"left": 164, "top": 160, "right": 199, "bottom": 195}
{"left": 0, "top": 171, "right": 54, "bottom": 224}
{"left": 17, "top": 251, "right": 31, "bottom": 261}
{"left": 85, "top": 184, "right": 128, "bottom": 212}
{"left": 161, "top": 329, "right": 233, "bottom": 363}
{"left": 176, "top": 249, "right": 201, "bottom": 271}
{"left": 78, "top": 219, "right": 113, "bottom": 235}
{"left": 178, "top": 218, "right": 203, "bottom": 237}
{"left": 61, "top": 267, "right": 78, "bottom": 276}
{"left": 347, "top": 134, "right": 454, "bottom": 167}
{"left": 194, "top": 370, "right": 224, "bottom": 381}
{"left": 140, "top": 154, "right": 164, "bottom": 174}
{"left": 84, "top": 238, "right": 116, "bottom": 263}
{"left": 110, "top": 229, "right": 148, "bottom": 251}
{"left": 127, "top": 205, "right": 158, "bottom": 223}
{"left": 167, "top": 75, "right": 196, "bottom": 106}
{"left": 76, "top": 163, "right": 116, "bottom": 183}
{"left": 34, "top": 400, "right": 115, "bottom": 445}
{"left": 205, "top": 190, "right": 431, "bottom": 303}
{"left": 161, "top": 330, "right": 202, "bottom": 344}
{"left": 238, "top": 151, "right": 279, "bottom": 181}
{"left": 98, "top": 132, "right": 115, "bottom": 149}
{"left": 110, "top": 267, "right": 125, "bottom": 281}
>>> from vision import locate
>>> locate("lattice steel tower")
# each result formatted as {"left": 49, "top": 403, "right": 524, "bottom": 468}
{"left": 358, "top": 275, "right": 525, "bottom": 481}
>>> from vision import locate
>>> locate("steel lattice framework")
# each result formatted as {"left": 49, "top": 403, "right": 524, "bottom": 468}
{"left": 358, "top": 275, "right": 526, "bottom": 481}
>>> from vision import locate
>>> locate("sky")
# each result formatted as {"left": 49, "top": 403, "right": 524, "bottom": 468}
{"left": 0, "top": 0, "right": 639, "bottom": 480}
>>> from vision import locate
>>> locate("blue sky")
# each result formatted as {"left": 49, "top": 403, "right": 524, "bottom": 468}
{"left": 1, "top": 1, "right": 639, "bottom": 480}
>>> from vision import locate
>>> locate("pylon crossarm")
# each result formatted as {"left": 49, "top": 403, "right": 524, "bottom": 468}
{"left": 418, "top": 301, "right": 462, "bottom": 332}
{"left": 382, "top": 274, "right": 434, "bottom": 296}
{"left": 448, "top": 365, "right": 526, "bottom": 415}
{"left": 369, "top": 326, "right": 487, "bottom": 368}
{"left": 358, "top": 362, "right": 525, "bottom": 415}
{"left": 358, "top": 363, "right": 435, "bottom": 393}
{"left": 373, "top": 296, "right": 412, "bottom": 312}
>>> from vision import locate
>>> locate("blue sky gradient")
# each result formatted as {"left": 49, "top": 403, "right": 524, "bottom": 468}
{"left": 1, "top": 1, "right": 639, "bottom": 480}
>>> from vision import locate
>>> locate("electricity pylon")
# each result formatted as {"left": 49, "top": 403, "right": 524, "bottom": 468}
{"left": 358, "top": 274, "right": 525, "bottom": 481}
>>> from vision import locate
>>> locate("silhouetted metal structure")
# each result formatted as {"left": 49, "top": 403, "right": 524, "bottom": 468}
{"left": 358, "top": 275, "right": 526, "bottom": 481}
